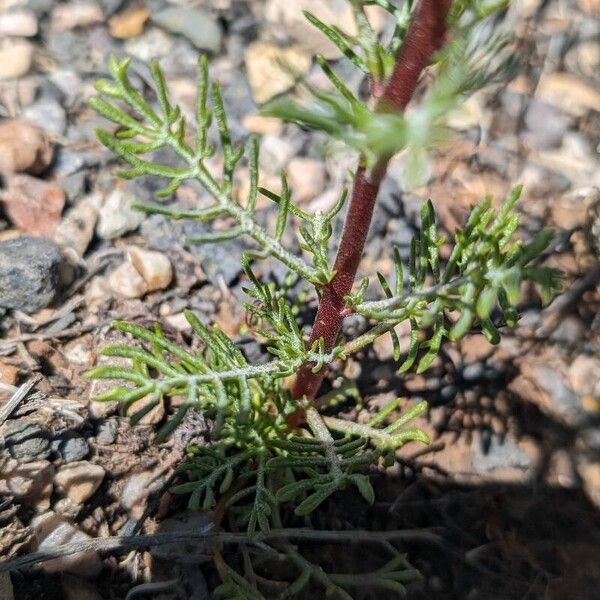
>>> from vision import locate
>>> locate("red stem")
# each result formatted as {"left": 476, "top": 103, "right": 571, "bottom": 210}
{"left": 290, "top": 0, "right": 452, "bottom": 415}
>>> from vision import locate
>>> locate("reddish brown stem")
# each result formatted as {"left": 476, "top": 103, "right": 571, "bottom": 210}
{"left": 290, "top": 0, "right": 452, "bottom": 416}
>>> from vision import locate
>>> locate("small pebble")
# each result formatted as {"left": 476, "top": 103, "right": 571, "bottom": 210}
{"left": 51, "top": 432, "right": 89, "bottom": 463}
{"left": 109, "top": 5, "right": 150, "bottom": 39}
{"left": 245, "top": 42, "right": 311, "bottom": 104}
{"left": 53, "top": 195, "right": 100, "bottom": 258}
{"left": 287, "top": 157, "right": 326, "bottom": 204}
{"left": 51, "top": 2, "right": 104, "bottom": 31}
{"left": 0, "top": 119, "right": 53, "bottom": 176}
{"left": 151, "top": 7, "right": 222, "bottom": 53}
{"left": 127, "top": 246, "right": 173, "bottom": 292}
{"left": 108, "top": 261, "right": 148, "bottom": 298}
{"left": 0, "top": 38, "right": 34, "bottom": 80}
{"left": 1, "top": 174, "right": 65, "bottom": 236}
{"left": 0, "top": 10, "right": 38, "bottom": 37}
{"left": 31, "top": 512, "right": 102, "bottom": 576}
{"left": 0, "top": 236, "right": 64, "bottom": 313}
{"left": 1, "top": 421, "right": 51, "bottom": 462}
{"left": 23, "top": 96, "right": 68, "bottom": 136}
{"left": 96, "top": 419, "right": 118, "bottom": 445}
{"left": 54, "top": 461, "right": 105, "bottom": 504}
{"left": 0, "top": 459, "right": 54, "bottom": 508}
{"left": 96, "top": 188, "right": 144, "bottom": 239}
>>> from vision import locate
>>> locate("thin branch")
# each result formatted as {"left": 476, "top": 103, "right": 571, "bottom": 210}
{"left": 0, "top": 527, "right": 448, "bottom": 573}
{"left": 0, "top": 375, "right": 41, "bottom": 427}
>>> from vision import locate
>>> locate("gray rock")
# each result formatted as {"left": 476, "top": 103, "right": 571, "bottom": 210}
{"left": 472, "top": 431, "right": 531, "bottom": 472}
{"left": 462, "top": 362, "right": 485, "bottom": 381}
{"left": 0, "top": 236, "right": 63, "bottom": 312}
{"left": 531, "top": 364, "right": 583, "bottom": 424}
{"left": 52, "top": 149, "right": 86, "bottom": 177}
{"left": 51, "top": 432, "right": 89, "bottom": 462}
{"left": 522, "top": 99, "right": 573, "bottom": 149}
{"left": 141, "top": 214, "right": 180, "bottom": 252}
{"left": 23, "top": 96, "right": 67, "bottom": 136}
{"left": 96, "top": 188, "right": 145, "bottom": 239}
{"left": 96, "top": 419, "right": 118, "bottom": 445}
{"left": 152, "top": 7, "right": 222, "bottom": 53}
{"left": 1, "top": 421, "right": 51, "bottom": 462}
{"left": 192, "top": 240, "right": 243, "bottom": 287}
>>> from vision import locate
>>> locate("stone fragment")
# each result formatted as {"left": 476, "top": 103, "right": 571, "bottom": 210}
{"left": 286, "top": 157, "right": 326, "bottom": 204}
{"left": 96, "top": 188, "right": 144, "bottom": 239}
{"left": 0, "top": 10, "right": 38, "bottom": 37}
{"left": 84, "top": 275, "right": 111, "bottom": 306}
{"left": 107, "top": 261, "right": 147, "bottom": 298}
{"left": 51, "top": 2, "right": 104, "bottom": 31}
{"left": 53, "top": 195, "right": 100, "bottom": 258}
{"left": 0, "top": 38, "right": 33, "bottom": 80}
{"left": 0, "top": 236, "right": 64, "bottom": 312}
{"left": 1, "top": 174, "right": 65, "bottom": 236}
{"left": 0, "top": 459, "right": 54, "bottom": 508}
{"left": 0, "top": 363, "right": 19, "bottom": 386}
{"left": 152, "top": 7, "right": 222, "bottom": 53}
{"left": 1, "top": 420, "right": 51, "bottom": 462}
{"left": 0, "top": 119, "right": 53, "bottom": 176}
{"left": 241, "top": 113, "right": 283, "bottom": 136}
{"left": 537, "top": 73, "right": 600, "bottom": 117}
{"left": 51, "top": 432, "right": 89, "bottom": 463}
{"left": 472, "top": 431, "right": 532, "bottom": 472}
{"left": 54, "top": 461, "right": 105, "bottom": 504}
{"left": 22, "top": 96, "right": 67, "bottom": 136}
{"left": 568, "top": 355, "right": 600, "bottom": 398}
{"left": 127, "top": 246, "right": 173, "bottom": 292}
{"left": 108, "top": 5, "right": 149, "bottom": 38}
{"left": 245, "top": 42, "right": 311, "bottom": 104}
{"left": 31, "top": 512, "right": 102, "bottom": 576}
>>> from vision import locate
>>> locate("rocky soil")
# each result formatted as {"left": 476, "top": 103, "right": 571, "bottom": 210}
{"left": 0, "top": 0, "right": 599, "bottom": 599}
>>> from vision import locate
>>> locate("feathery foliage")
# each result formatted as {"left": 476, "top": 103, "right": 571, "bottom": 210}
{"left": 88, "top": 1, "right": 561, "bottom": 597}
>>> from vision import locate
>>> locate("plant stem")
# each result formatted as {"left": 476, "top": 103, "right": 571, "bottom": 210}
{"left": 290, "top": 0, "right": 453, "bottom": 413}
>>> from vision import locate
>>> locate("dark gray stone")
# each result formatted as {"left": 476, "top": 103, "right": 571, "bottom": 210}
{"left": 0, "top": 236, "right": 64, "bottom": 313}
{"left": 51, "top": 432, "right": 89, "bottom": 462}
{"left": 1, "top": 421, "right": 51, "bottom": 462}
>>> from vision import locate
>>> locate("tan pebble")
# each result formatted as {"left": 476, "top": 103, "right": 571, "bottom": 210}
{"left": 127, "top": 247, "right": 173, "bottom": 292}
{"left": 53, "top": 195, "right": 100, "bottom": 258}
{"left": 109, "top": 5, "right": 150, "bottom": 38}
{"left": 51, "top": 2, "right": 103, "bottom": 31}
{"left": 108, "top": 261, "right": 148, "bottom": 298}
{"left": 537, "top": 73, "right": 600, "bottom": 117}
{"left": 287, "top": 157, "right": 326, "bottom": 204}
{"left": 0, "top": 38, "right": 33, "bottom": 80}
{"left": 0, "top": 11, "right": 38, "bottom": 37}
{"left": 241, "top": 113, "right": 283, "bottom": 136}
{"left": 54, "top": 461, "right": 105, "bottom": 504}
{"left": 245, "top": 42, "right": 311, "bottom": 104}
